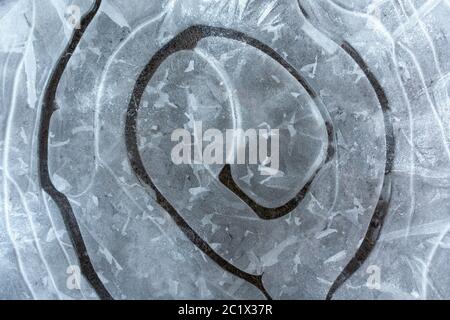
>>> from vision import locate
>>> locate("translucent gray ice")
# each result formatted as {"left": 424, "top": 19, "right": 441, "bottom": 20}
{"left": 1, "top": 0, "right": 450, "bottom": 299}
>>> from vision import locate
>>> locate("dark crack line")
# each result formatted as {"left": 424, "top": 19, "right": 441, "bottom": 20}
{"left": 341, "top": 42, "right": 395, "bottom": 175}
{"left": 297, "top": 2, "right": 395, "bottom": 300}
{"left": 124, "top": 25, "right": 292, "bottom": 300}
{"left": 206, "top": 21, "right": 337, "bottom": 220}
{"left": 38, "top": 0, "right": 112, "bottom": 300}
{"left": 325, "top": 43, "right": 395, "bottom": 299}
{"left": 219, "top": 121, "right": 335, "bottom": 220}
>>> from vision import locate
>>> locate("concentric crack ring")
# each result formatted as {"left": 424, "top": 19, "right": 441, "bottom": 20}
{"left": 125, "top": 24, "right": 393, "bottom": 299}
{"left": 35, "top": 2, "right": 395, "bottom": 300}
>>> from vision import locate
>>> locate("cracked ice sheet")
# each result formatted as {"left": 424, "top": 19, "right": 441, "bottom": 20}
{"left": 0, "top": 0, "right": 450, "bottom": 300}
{"left": 47, "top": 0, "right": 384, "bottom": 299}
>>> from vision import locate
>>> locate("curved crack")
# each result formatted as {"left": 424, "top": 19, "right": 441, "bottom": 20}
{"left": 296, "top": 1, "right": 395, "bottom": 299}
{"left": 219, "top": 121, "right": 335, "bottom": 220}
{"left": 325, "top": 42, "right": 395, "bottom": 300}
{"left": 37, "top": 0, "right": 112, "bottom": 300}
{"left": 124, "top": 24, "right": 297, "bottom": 300}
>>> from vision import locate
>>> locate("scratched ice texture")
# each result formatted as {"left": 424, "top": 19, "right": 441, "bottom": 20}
{"left": 0, "top": 0, "right": 449, "bottom": 299}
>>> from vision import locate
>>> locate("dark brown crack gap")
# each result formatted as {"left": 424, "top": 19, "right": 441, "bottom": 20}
{"left": 125, "top": 25, "right": 316, "bottom": 300}
{"left": 219, "top": 120, "right": 335, "bottom": 220}
{"left": 325, "top": 42, "right": 395, "bottom": 300}
{"left": 38, "top": 0, "right": 112, "bottom": 299}
{"left": 297, "top": 1, "right": 395, "bottom": 300}
{"left": 124, "top": 24, "right": 335, "bottom": 299}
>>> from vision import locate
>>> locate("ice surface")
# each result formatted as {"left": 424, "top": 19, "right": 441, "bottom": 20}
{"left": 0, "top": 0, "right": 450, "bottom": 299}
